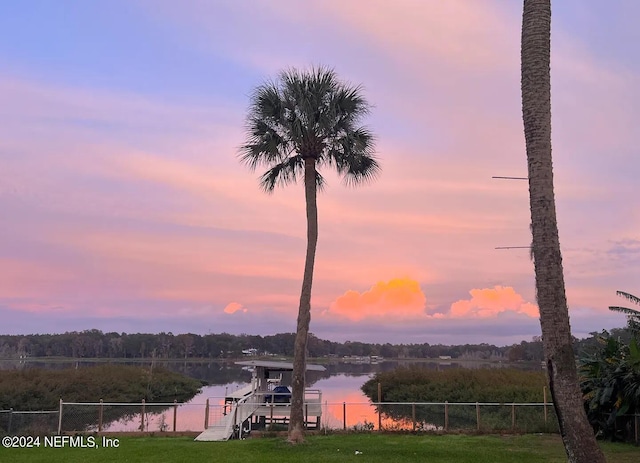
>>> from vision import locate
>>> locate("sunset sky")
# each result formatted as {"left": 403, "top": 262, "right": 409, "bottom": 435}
{"left": 1, "top": 1, "right": 638, "bottom": 345}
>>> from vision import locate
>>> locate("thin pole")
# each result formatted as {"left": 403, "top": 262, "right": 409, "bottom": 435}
{"left": 476, "top": 402, "right": 480, "bottom": 431}
{"left": 98, "top": 399, "right": 104, "bottom": 432}
{"left": 204, "top": 399, "right": 209, "bottom": 429}
{"left": 343, "top": 402, "right": 346, "bottom": 430}
{"left": 173, "top": 400, "right": 178, "bottom": 432}
{"left": 412, "top": 403, "right": 416, "bottom": 431}
{"left": 512, "top": 403, "right": 516, "bottom": 430}
{"left": 141, "top": 399, "right": 146, "bottom": 431}
{"left": 377, "top": 382, "right": 382, "bottom": 431}
{"left": 57, "top": 399, "right": 63, "bottom": 435}
{"left": 543, "top": 387, "right": 548, "bottom": 425}
{"left": 444, "top": 401, "right": 449, "bottom": 431}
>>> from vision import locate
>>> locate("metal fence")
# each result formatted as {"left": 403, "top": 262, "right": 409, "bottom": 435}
{"left": 19, "top": 401, "right": 640, "bottom": 438}
{"left": 58, "top": 400, "right": 207, "bottom": 433}
{"left": 0, "top": 409, "right": 59, "bottom": 435}
{"left": 2, "top": 401, "right": 561, "bottom": 435}
{"left": 200, "top": 398, "right": 560, "bottom": 434}
{"left": 320, "top": 401, "right": 560, "bottom": 434}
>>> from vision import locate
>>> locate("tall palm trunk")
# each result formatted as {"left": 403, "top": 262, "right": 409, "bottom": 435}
{"left": 521, "top": 1, "right": 605, "bottom": 462}
{"left": 288, "top": 157, "right": 318, "bottom": 443}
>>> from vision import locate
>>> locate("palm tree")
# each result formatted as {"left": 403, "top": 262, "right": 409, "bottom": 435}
{"left": 239, "top": 66, "right": 379, "bottom": 443}
{"left": 580, "top": 331, "right": 640, "bottom": 442}
{"left": 609, "top": 291, "right": 640, "bottom": 335}
{"left": 520, "top": 1, "right": 605, "bottom": 461}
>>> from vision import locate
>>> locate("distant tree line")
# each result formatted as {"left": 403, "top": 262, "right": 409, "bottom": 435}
{"left": 0, "top": 329, "right": 626, "bottom": 361}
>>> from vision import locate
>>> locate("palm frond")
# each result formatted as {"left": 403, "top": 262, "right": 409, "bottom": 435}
{"left": 615, "top": 291, "right": 640, "bottom": 306}
{"left": 325, "top": 127, "right": 380, "bottom": 186}
{"left": 258, "top": 154, "right": 304, "bottom": 193}
{"left": 609, "top": 291, "right": 640, "bottom": 336}
{"left": 315, "top": 170, "right": 327, "bottom": 191}
{"left": 239, "top": 120, "right": 291, "bottom": 170}
{"left": 609, "top": 306, "right": 640, "bottom": 317}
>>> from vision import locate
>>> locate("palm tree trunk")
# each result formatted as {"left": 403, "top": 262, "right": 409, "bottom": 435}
{"left": 521, "top": 1, "right": 605, "bottom": 462}
{"left": 288, "top": 157, "right": 318, "bottom": 444}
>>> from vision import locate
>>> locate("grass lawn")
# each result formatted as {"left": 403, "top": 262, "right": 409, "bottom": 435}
{"left": 1, "top": 434, "right": 637, "bottom": 463}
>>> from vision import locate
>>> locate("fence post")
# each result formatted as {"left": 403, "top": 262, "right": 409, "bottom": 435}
{"left": 173, "top": 400, "right": 178, "bottom": 432}
{"left": 511, "top": 403, "right": 515, "bottom": 430}
{"left": 377, "top": 382, "right": 382, "bottom": 431}
{"left": 57, "top": 399, "right": 63, "bottom": 435}
{"left": 8, "top": 408, "right": 13, "bottom": 434}
{"left": 412, "top": 403, "right": 416, "bottom": 431}
{"left": 141, "top": 399, "right": 146, "bottom": 431}
{"left": 476, "top": 402, "right": 480, "bottom": 431}
{"left": 635, "top": 413, "right": 638, "bottom": 446}
{"left": 543, "top": 386, "right": 548, "bottom": 425}
{"left": 98, "top": 399, "right": 104, "bottom": 432}
{"left": 343, "top": 402, "right": 346, "bottom": 430}
{"left": 305, "top": 403, "right": 309, "bottom": 430}
{"left": 204, "top": 399, "right": 209, "bottom": 429}
{"left": 444, "top": 401, "right": 449, "bottom": 431}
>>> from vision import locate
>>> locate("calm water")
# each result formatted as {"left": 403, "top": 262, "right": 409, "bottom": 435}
{"left": 0, "top": 359, "right": 540, "bottom": 432}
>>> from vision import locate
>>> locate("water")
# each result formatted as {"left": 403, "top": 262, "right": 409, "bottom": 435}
{"left": 0, "top": 359, "right": 542, "bottom": 432}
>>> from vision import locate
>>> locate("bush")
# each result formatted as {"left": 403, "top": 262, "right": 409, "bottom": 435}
{"left": 362, "top": 367, "right": 547, "bottom": 404}
{"left": 0, "top": 364, "right": 203, "bottom": 411}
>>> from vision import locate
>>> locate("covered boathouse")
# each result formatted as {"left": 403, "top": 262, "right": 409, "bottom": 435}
{"left": 195, "top": 360, "right": 326, "bottom": 441}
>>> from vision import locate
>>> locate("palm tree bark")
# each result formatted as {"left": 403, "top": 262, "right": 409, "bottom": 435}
{"left": 288, "top": 157, "right": 318, "bottom": 443}
{"left": 521, "top": 1, "right": 605, "bottom": 462}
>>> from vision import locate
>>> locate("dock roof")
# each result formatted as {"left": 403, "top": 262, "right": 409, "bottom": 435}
{"left": 235, "top": 360, "right": 326, "bottom": 371}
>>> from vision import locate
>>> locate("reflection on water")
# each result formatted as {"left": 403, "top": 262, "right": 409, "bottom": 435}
{"left": 0, "top": 359, "right": 542, "bottom": 432}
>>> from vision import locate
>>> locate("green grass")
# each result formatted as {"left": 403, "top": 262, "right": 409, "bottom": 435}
{"left": 1, "top": 434, "right": 638, "bottom": 463}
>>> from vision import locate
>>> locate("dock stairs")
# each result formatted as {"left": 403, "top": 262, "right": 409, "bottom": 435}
{"left": 195, "top": 399, "right": 259, "bottom": 441}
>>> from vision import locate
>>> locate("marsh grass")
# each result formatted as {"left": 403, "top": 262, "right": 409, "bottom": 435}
{"left": 0, "top": 365, "right": 203, "bottom": 411}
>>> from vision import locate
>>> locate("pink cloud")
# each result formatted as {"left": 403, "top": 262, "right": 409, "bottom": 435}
{"left": 450, "top": 286, "right": 538, "bottom": 319}
{"left": 223, "top": 302, "right": 247, "bottom": 314}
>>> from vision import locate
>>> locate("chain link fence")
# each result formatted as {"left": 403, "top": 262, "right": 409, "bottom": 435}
{"left": 2, "top": 401, "right": 571, "bottom": 437}
{"left": 320, "top": 402, "right": 560, "bottom": 434}
{"left": 0, "top": 409, "right": 59, "bottom": 435}
{"left": 58, "top": 401, "right": 207, "bottom": 433}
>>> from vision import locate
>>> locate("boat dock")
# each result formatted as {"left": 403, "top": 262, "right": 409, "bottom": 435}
{"left": 195, "top": 360, "right": 325, "bottom": 441}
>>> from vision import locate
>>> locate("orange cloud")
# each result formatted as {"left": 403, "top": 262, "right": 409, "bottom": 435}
{"left": 325, "top": 278, "right": 427, "bottom": 321}
{"left": 450, "top": 286, "right": 538, "bottom": 319}
{"left": 223, "top": 302, "right": 247, "bottom": 314}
